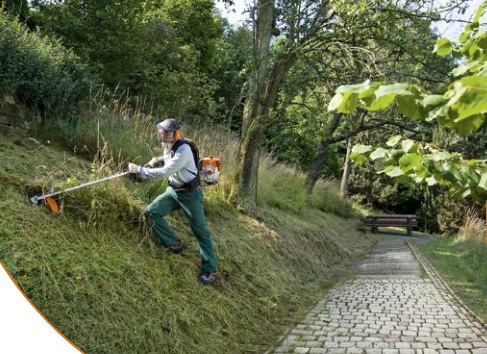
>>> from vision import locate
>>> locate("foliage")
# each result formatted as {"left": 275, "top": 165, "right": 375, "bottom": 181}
{"left": 329, "top": 1, "right": 487, "bottom": 201}
{"left": 0, "top": 0, "right": 29, "bottom": 22}
{"left": 209, "top": 24, "right": 253, "bottom": 131}
{"left": 0, "top": 10, "right": 93, "bottom": 116}
{"left": 31, "top": 0, "right": 224, "bottom": 118}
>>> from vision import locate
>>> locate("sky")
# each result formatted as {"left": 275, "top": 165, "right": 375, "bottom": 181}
{"left": 215, "top": 0, "right": 487, "bottom": 41}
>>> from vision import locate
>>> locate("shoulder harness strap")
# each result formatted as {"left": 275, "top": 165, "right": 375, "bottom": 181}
{"left": 170, "top": 139, "right": 200, "bottom": 176}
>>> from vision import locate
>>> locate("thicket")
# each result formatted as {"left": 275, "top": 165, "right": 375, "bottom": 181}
{"left": 0, "top": 10, "right": 93, "bottom": 116}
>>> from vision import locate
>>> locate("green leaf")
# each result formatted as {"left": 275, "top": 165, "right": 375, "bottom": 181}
{"left": 421, "top": 95, "right": 445, "bottom": 108}
{"left": 336, "top": 80, "right": 370, "bottom": 94}
{"left": 385, "top": 166, "right": 404, "bottom": 177}
{"left": 425, "top": 176, "right": 437, "bottom": 186}
{"left": 337, "top": 92, "right": 358, "bottom": 113}
{"left": 370, "top": 147, "right": 387, "bottom": 160}
{"left": 397, "top": 95, "right": 424, "bottom": 120}
{"left": 447, "top": 76, "right": 487, "bottom": 122}
{"left": 479, "top": 173, "right": 487, "bottom": 190}
{"left": 450, "top": 114, "right": 485, "bottom": 135}
{"left": 426, "top": 105, "right": 449, "bottom": 123}
{"left": 434, "top": 37, "right": 453, "bottom": 56}
{"left": 430, "top": 151, "right": 452, "bottom": 161}
{"left": 386, "top": 135, "right": 402, "bottom": 147}
{"left": 376, "top": 83, "right": 413, "bottom": 97}
{"left": 352, "top": 144, "right": 373, "bottom": 154}
{"left": 358, "top": 82, "right": 382, "bottom": 99}
{"left": 380, "top": 165, "right": 395, "bottom": 174}
{"left": 399, "top": 153, "right": 422, "bottom": 172}
{"left": 461, "top": 189, "right": 472, "bottom": 198}
{"left": 363, "top": 93, "right": 395, "bottom": 111}
{"left": 328, "top": 93, "right": 343, "bottom": 111}
{"left": 451, "top": 61, "right": 481, "bottom": 77}
{"left": 477, "top": 30, "right": 487, "bottom": 49}
{"left": 472, "top": 1, "right": 487, "bottom": 24}
{"left": 401, "top": 139, "right": 417, "bottom": 153}
{"left": 350, "top": 152, "right": 369, "bottom": 164}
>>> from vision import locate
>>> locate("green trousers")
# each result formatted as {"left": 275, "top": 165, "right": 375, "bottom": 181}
{"left": 145, "top": 186, "right": 217, "bottom": 273}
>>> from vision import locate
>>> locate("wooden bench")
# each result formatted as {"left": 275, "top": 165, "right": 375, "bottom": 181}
{"left": 365, "top": 214, "right": 417, "bottom": 236}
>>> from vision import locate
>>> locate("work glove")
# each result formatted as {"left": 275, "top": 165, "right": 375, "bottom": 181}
{"left": 128, "top": 163, "right": 141, "bottom": 174}
{"left": 146, "top": 157, "right": 164, "bottom": 168}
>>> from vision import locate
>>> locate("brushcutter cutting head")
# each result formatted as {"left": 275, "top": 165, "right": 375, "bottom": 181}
{"left": 29, "top": 195, "right": 61, "bottom": 214}
{"left": 44, "top": 196, "right": 61, "bottom": 214}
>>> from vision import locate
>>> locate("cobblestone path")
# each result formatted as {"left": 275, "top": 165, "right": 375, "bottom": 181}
{"left": 273, "top": 236, "right": 487, "bottom": 354}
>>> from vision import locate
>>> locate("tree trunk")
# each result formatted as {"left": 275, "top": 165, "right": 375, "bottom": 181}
{"left": 306, "top": 113, "right": 342, "bottom": 193}
{"left": 339, "top": 136, "right": 354, "bottom": 198}
{"left": 231, "top": 0, "right": 274, "bottom": 211}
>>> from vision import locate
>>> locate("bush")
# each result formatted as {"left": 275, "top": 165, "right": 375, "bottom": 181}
{"left": 0, "top": 10, "right": 94, "bottom": 116}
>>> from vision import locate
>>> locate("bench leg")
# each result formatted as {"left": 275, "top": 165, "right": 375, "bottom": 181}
{"left": 371, "top": 226, "right": 378, "bottom": 234}
{"left": 407, "top": 227, "right": 412, "bottom": 236}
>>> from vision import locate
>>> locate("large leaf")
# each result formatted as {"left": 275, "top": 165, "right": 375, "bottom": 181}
{"left": 363, "top": 93, "right": 395, "bottom": 111}
{"left": 447, "top": 76, "right": 487, "bottom": 121}
{"left": 450, "top": 114, "right": 485, "bottom": 135}
{"left": 385, "top": 166, "right": 404, "bottom": 177}
{"left": 401, "top": 139, "right": 417, "bottom": 153}
{"left": 434, "top": 37, "right": 453, "bottom": 56}
{"left": 425, "top": 176, "right": 437, "bottom": 186}
{"left": 336, "top": 80, "right": 370, "bottom": 94}
{"left": 386, "top": 135, "right": 402, "bottom": 147}
{"left": 397, "top": 95, "right": 424, "bottom": 120}
{"left": 370, "top": 147, "right": 387, "bottom": 160}
{"left": 479, "top": 173, "right": 487, "bottom": 190}
{"left": 376, "top": 83, "right": 413, "bottom": 97}
{"left": 328, "top": 93, "right": 343, "bottom": 111}
{"left": 421, "top": 95, "right": 445, "bottom": 108}
{"left": 328, "top": 92, "right": 359, "bottom": 113}
{"left": 352, "top": 144, "right": 373, "bottom": 154}
{"left": 472, "top": 1, "right": 487, "bottom": 24}
{"left": 451, "top": 61, "right": 481, "bottom": 77}
{"left": 399, "top": 153, "right": 422, "bottom": 172}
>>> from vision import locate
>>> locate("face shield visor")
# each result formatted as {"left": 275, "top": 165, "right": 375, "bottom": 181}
{"left": 157, "top": 129, "right": 175, "bottom": 143}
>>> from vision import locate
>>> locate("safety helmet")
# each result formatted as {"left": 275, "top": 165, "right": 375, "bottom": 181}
{"left": 156, "top": 118, "right": 181, "bottom": 132}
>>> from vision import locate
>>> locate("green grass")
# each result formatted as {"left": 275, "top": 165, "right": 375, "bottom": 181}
{"left": 420, "top": 235, "right": 487, "bottom": 323}
{"left": 0, "top": 127, "right": 373, "bottom": 353}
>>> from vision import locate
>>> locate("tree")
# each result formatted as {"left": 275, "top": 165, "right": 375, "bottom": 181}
{"left": 0, "top": 0, "right": 29, "bottom": 22}
{"left": 329, "top": 0, "right": 487, "bottom": 201}
{"left": 231, "top": 0, "right": 275, "bottom": 210}
{"left": 31, "top": 0, "right": 223, "bottom": 117}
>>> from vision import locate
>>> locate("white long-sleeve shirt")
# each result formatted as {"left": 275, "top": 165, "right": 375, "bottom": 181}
{"left": 139, "top": 142, "right": 198, "bottom": 187}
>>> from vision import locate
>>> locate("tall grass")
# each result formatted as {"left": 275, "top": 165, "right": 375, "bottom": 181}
{"left": 456, "top": 207, "right": 485, "bottom": 246}
{"left": 33, "top": 90, "right": 354, "bottom": 218}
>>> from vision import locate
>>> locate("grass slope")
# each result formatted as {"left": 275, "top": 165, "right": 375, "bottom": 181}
{"left": 420, "top": 236, "right": 487, "bottom": 323}
{"left": 0, "top": 128, "right": 374, "bottom": 353}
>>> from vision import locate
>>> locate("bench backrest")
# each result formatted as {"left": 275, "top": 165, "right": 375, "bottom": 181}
{"left": 365, "top": 215, "right": 417, "bottom": 226}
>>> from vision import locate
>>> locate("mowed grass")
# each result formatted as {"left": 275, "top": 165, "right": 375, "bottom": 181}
{"left": 420, "top": 234, "right": 487, "bottom": 323}
{"left": 0, "top": 127, "right": 373, "bottom": 353}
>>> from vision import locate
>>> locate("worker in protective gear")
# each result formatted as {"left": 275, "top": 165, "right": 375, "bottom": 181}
{"left": 128, "top": 118, "right": 217, "bottom": 285}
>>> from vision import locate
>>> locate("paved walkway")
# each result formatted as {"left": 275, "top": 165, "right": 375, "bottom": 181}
{"left": 273, "top": 235, "right": 487, "bottom": 353}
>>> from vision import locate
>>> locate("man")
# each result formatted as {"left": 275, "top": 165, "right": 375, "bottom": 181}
{"left": 127, "top": 118, "right": 217, "bottom": 285}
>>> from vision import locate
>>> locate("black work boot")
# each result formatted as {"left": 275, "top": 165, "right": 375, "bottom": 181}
{"left": 166, "top": 240, "right": 183, "bottom": 254}
{"left": 198, "top": 271, "right": 217, "bottom": 285}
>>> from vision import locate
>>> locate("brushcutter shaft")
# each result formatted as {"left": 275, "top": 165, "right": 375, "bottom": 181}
{"left": 30, "top": 171, "right": 130, "bottom": 203}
